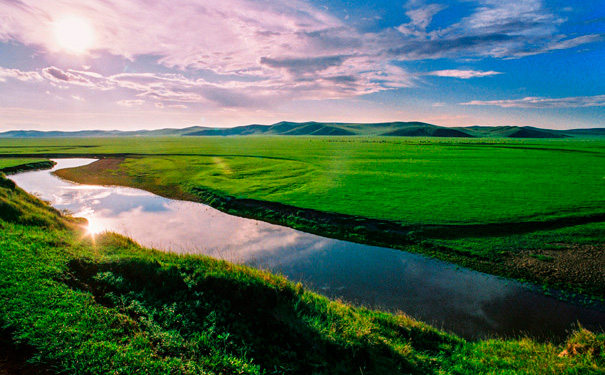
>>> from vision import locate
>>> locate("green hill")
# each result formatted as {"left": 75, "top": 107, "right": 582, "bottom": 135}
{"left": 1, "top": 122, "right": 603, "bottom": 139}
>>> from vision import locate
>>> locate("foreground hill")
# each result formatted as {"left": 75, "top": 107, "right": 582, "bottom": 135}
{"left": 1, "top": 122, "right": 604, "bottom": 138}
{"left": 0, "top": 169, "right": 603, "bottom": 374}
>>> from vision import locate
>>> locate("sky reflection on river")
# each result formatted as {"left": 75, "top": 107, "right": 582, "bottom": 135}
{"left": 10, "top": 159, "right": 604, "bottom": 340}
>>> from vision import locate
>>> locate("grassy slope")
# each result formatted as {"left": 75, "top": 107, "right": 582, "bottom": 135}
{"left": 0, "top": 158, "right": 52, "bottom": 173}
{"left": 0, "top": 173, "right": 604, "bottom": 374}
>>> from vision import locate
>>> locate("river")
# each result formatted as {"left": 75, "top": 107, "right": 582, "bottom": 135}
{"left": 9, "top": 158, "right": 604, "bottom": 340}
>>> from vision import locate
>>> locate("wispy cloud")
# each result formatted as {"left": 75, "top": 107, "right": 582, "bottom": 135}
{"left": 0, "top": 67, "right": 43, "bottom": 82}
{"left": 427, "top": 70, "right": 502, "bottom": 79}
{"left": 462, "top": 95, "right": 605, "bottom": 108}
{"left": 6, "top": 63, "right": 413, "bottom": 109}
{"left": 385, "top": 0, "right": 603, "bottom": 61}
{"left": 117, "top": 99, "right": 145, "bottom": 107}
{"left": 398, "top": 2, "right": 447, "bottom": 36}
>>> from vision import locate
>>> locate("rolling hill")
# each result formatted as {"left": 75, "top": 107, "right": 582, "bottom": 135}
{"left": 0, "top": 122, "right": 603, "bottom": 138}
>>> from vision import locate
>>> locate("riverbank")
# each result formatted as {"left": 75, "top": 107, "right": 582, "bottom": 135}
{"left": 0, "top": 159, "right": 55, "bottom": 174}
{"left": 1, "top": 171, "right": 604, "bottom": 374}
{"left": 54, "top": 158, "right": 605, "bottom": 304}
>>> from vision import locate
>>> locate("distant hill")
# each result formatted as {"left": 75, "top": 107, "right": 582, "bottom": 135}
{"left": 1, "top": 122, "right": 603, "bottom": 139}
{"left": 0, "top": 126, "right": 211, "bottom": 138}
{"left": 461, "top": 126, "right": 570, "bottom": 139}
{"left": 382, "top": 124, "right": 472, "bottom": 138}
{"left": 184, "top": 121, "right": 474, "bottom": 137}
{"left": 563, "top": 128, "right": 605, "bottom": 136}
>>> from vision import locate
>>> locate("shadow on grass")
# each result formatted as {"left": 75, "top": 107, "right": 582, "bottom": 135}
{"left": 62, "top": 257, "right": 455, "bottom": 374}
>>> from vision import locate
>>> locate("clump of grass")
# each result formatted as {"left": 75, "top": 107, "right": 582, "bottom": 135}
{"left": 559, "top": 327, "right": 604, "bottom": 363}
{"left": 529, "top": 254, "right": 554, "bottom": 262}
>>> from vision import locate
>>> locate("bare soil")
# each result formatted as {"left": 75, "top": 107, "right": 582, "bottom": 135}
{"left": 0, "top": 332, "right": 52, "bottom": 375}
{"left": 505, "top": 244, "right": 605, "bottom": 296}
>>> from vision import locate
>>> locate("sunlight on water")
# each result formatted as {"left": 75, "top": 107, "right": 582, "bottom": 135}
{"left": 86, "top": 217, "right": 104, "bottom": 236}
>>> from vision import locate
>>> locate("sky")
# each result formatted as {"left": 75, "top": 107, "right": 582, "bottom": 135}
{"left": 0, "top": 0, "right": 603, "bottom": 131}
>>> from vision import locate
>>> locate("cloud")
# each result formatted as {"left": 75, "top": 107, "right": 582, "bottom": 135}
{"left": 461, "top": 95, "right": 605, "bottom": 108}
{"left": 41, "top": 67, "right": 113, "bottom": 89}
{"left": 398, "top": 3, "right": 447, "bottom": 36}
{"left": 0, "top": 67, "right": 43, "bottom": 82}
{"left": 427, "top": 70, "right": 502, "bottom": 79}
{"left": 0, "top": 0, "right": 601, "bottom": 104}
{"left": 260, "top": 56, "right": 347, "bottom": 74}
{"left": 117, "top": 99, "right": 145, "bottom": 107}
{"left": 386, "top": 0, "right": 603, "bottom": 61}
{"left": 0, "top": 0, "right": 345, "bottom": 73}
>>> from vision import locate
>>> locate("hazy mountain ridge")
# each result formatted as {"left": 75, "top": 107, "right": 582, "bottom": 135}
{"left": 1, "top": 122, "right": 603, "bottom": 138}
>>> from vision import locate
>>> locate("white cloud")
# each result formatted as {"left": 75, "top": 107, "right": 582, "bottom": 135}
{"left": 428, "top": 70, "right": 502, "bottom": 79}
{"left": 388, "top": 0, "right": 603, "bottom": 60}
{"left": 117, "top": 99, "right": 145, "bottom": 107}
{"left": 462, "top": 95, "right": 605, "bottom": 108}
{"left": 0, "top": 67, "right": 43, "bottom": 82}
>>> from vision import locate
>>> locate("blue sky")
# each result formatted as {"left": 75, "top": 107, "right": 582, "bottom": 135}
{"left": 0, "top": 0, "right": 603, "bottom": 130}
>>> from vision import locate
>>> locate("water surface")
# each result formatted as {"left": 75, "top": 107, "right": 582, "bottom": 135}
{"left": 10, "top": 159, "right": 605, "bottom": 340}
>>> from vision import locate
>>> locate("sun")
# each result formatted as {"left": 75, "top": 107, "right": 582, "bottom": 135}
{"left": 53, "top": 16, "right": 95, "bottom": 54}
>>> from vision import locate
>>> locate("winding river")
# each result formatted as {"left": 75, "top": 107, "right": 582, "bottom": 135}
{"left": 10, "top": 159, "right": 604, "bottom": 340}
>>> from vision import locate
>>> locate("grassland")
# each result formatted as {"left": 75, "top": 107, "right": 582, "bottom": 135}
{"left": 0, "top": 172, "right": 604, "bottom": 374}
{"left": 0, "top": 158, "right": 54, "bottom": 174}
{"left": 1, "top": 136, "right": 604, "bottom": 300}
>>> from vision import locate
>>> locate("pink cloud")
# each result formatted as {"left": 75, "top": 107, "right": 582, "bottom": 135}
{"left": 0, "top": 0, "right": 344, "bottom": 73}
{"left": 117, "top": 99, "right": 145, "bottom": 107}
{"left": 0, "top": 0, "right": 414, "bottom": 100}
{"left": 0, "top": 67, "right": 43, "bottom": 82}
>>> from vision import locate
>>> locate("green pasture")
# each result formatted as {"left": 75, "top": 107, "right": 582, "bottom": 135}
{"left": 1, "top": 136, "right": 604, "bottom": 226}
{"left": 0, "top": 158, "right": 48, "bottom": 170}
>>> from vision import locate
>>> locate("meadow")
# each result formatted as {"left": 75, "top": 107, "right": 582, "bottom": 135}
{"left": 0, "top": 171, "right": 603, "bottom": 374}
{"left": 1, "top": 136, "right": 603, "bottom": 299}
{"left": 2, "top": 136, "right": 604, "bottom": 225}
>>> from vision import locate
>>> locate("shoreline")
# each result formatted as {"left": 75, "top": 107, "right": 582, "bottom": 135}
{"left": 0, "top": 160, "right": 56, "bottom": 175}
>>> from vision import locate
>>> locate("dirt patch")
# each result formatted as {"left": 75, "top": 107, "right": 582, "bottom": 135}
{"left": 54, "top": 158, "right": 123, "bottom": 186}
{"left": 0, "top": 331, "right": 53, "bottom": 375}
{"left": 504, "top": 244, "right": 605, "bottom": 296}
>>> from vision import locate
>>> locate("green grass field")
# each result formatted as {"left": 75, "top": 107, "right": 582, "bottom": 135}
{"left": 1, "top": 172, "right": 603, "bottom": 374}
{"left": 2, "top": 136, "right": 605, "bottom": 224}
{"left": 1, "top": 136, "right": 604, "bottom": 299}
{"left": 0, "top": 158, "right": 49, "bottom": 171}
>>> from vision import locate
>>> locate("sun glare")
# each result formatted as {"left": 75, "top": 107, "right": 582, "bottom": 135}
{"left": 53, "top": 16, "right": 95, "bottom": 54}
{"left": 86, "top": 218, "right": 103, "bottom": 236}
